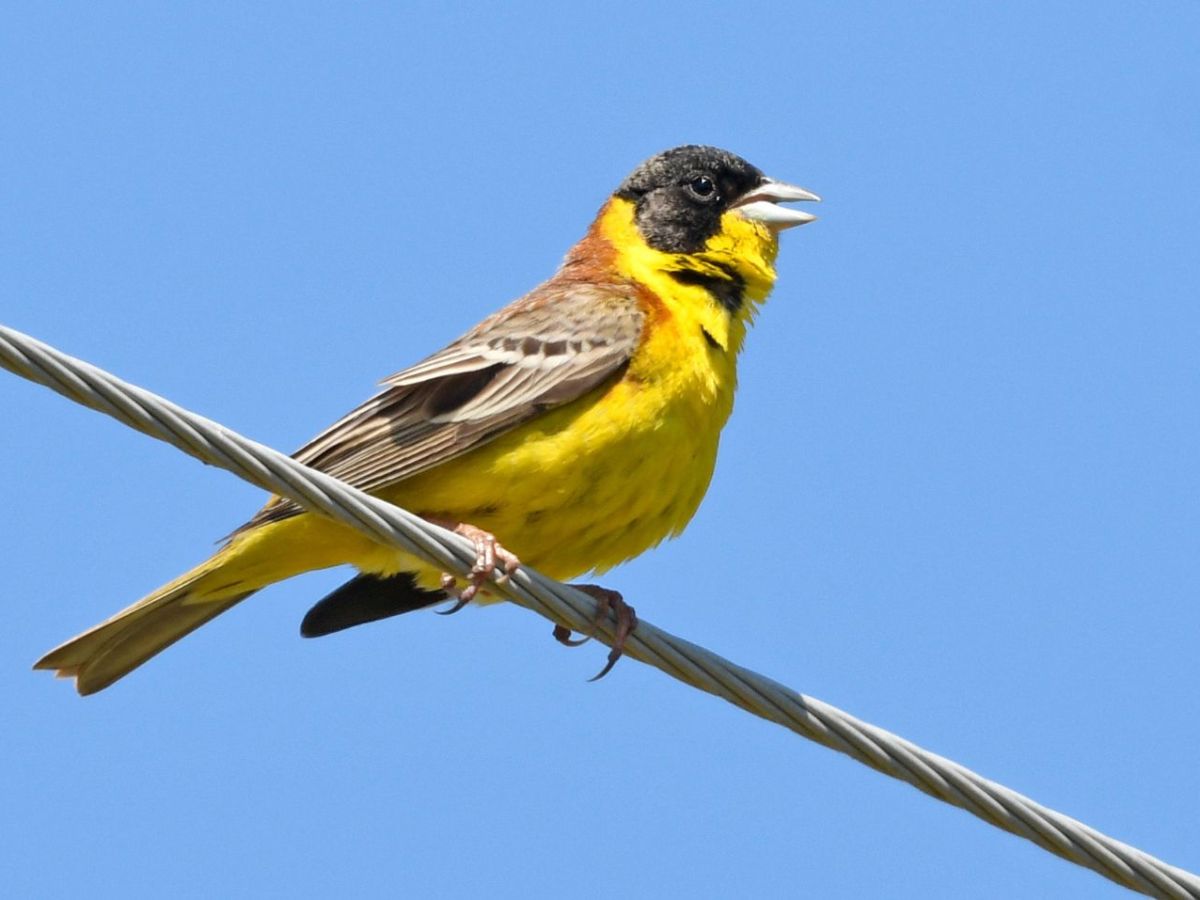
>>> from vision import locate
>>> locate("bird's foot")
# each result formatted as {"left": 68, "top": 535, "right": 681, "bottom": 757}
{"left": 552, "top": 624, "right": 589, "bottom": 647}
{"left": 552, "top": 584, "right": 638, "bottom": 680}
{"left": 430, "top": 520, "right": 520, "bottom": 615}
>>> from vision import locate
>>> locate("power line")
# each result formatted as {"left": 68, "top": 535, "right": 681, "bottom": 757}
{"left": 2, "top": 322, "right": 1196, "bottom": 899}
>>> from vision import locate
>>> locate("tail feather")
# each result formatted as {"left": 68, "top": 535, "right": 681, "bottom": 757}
{"left": 300, "top": 572, "right": 445, "bottom": 638}
{"left": 34, "top": 563, "right": 257, "bottom": 695}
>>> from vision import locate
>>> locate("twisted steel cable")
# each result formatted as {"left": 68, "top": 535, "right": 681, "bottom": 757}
{"left": 2, "top": 322, "right": 1196, "bottom": 899}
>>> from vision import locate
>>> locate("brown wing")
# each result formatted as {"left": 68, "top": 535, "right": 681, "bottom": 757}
{"left": 242, "top": 280, "right": 644, "bottom": 529}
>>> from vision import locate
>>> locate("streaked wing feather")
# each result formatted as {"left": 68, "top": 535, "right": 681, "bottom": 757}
{"left": 241, "top": 282, "right": 643, "bottom": 530}
{"left": 385, "top": 352, "right": 507, "bottom": 386}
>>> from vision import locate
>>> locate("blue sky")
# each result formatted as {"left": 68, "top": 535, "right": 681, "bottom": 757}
{"left": 3, "top": 3, "right": 1198, "bottom": 897}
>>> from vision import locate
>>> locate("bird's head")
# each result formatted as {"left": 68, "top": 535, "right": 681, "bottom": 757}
{"left": 593, "top": 145, "right": 819, "bottom": 316}
{"left": 616, "top": 144, "right": 818, "bottom": 251}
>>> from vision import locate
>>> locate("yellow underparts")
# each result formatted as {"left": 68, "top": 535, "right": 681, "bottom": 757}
{"left": 203, "top": 197, "right": 781, "bottom": 603}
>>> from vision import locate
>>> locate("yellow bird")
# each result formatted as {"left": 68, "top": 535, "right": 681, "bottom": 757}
{"left": 36, "top": 145, "right": 819, "bottom": 694}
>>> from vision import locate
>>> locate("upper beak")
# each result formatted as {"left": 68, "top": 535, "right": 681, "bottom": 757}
{"left": 733, "top": 179, "right": 821, "bottom": 230}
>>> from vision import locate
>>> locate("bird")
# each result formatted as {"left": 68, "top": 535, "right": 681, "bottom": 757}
{"left": 35, "top": 144, "right": 819, "bottom": 695}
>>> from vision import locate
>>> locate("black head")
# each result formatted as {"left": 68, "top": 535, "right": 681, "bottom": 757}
{"left": 615, "top": 145, "right": 768, "bottom": 254}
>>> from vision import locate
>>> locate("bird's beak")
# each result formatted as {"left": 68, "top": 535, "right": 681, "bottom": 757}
{"left": 733, "top": 179, "right": 821, "bottom": 230}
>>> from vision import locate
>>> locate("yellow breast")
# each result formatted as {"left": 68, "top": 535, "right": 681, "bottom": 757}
{"left": 225, "top": 198, "right": 782, "bottom": 596}
{"left": 379, "top": 339, "right": 730, "bottom": 582}
{"left": 373, "top": 199, "right": 780, "bottom": 585}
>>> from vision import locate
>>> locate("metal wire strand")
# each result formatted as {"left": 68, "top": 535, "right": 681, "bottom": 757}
{"left": 2, "top": 322, "right": 1197, "bottom": 899}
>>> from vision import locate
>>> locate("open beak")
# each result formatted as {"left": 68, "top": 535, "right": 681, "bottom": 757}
{"left": 733, "top": 179, "right": 821, "bottom": 230}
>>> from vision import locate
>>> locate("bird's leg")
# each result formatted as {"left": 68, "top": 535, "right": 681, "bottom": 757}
{"left": 552, "top": 584, "right": 638, "bottom": 680}
{"left": 427, "top": 519, "right": 521, "bottom": 615}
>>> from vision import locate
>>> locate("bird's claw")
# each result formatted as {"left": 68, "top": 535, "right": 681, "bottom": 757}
{"left": 431, "top": 520, "right": 520, "bottom": 615}
{"left": 553, "top": 584, "right": 638, "bottom": 680}
{"left": 552, "top": 623, "right": 591, "bottom": 647}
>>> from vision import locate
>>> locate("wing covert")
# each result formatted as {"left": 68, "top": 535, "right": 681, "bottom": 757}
{"left": 243, "top": 281, "right": 643, "bottom": 529}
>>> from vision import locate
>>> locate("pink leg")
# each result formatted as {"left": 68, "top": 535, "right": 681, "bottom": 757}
{"left": 427, "top": 519, "right": 521, "bottom": 614}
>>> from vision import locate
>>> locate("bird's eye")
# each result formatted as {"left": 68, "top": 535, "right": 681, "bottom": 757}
{"left": 688, "top": 175, "right": 717, "bottom": 199}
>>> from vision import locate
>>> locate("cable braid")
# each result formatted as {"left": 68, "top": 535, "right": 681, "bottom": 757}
{"left": 2, "top": 323, "right": 1196, "bottom": 899}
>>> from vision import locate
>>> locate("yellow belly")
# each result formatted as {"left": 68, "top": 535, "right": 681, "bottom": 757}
{"left": 385, "top": 376, "right": 726, "bottom": 582}
{"left": 220, "top": 300, "right": 737, "bottom": 595}
{"left": 386, "top": 282, "right": 739, "bottom": 584}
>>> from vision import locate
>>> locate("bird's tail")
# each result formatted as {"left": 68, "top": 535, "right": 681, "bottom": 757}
{"left": 34, "top": 553, "right": 258, "bottom": 696}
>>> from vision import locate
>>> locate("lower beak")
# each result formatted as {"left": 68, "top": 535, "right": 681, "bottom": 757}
{"left": 733, "top": 179, "right": 821, "bottom": 230}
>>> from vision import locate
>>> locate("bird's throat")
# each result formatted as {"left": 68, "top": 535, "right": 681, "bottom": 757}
{"left": 595, "top": 198, "right": 777, "bottom": 354}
